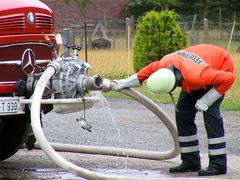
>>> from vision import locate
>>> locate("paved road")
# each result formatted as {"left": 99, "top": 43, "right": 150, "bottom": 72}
{"left": 0, "top": 97, "right": 240, "bottom": 179}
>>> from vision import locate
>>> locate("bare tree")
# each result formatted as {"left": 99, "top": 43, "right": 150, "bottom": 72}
{"left": 64, "top": 0, "right": 91, "bottom": 62}
{"left": 64, "top": 0, "right": 91, "bottom": 14}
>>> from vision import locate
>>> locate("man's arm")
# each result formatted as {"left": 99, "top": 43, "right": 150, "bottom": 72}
{"left": 110, "top": 61, "right": 164, "bottom": 91}
{"left": 137, "top": 61, "right": 166, "bottom": 83}
{"left": 195, "top": 68, "right": 235, "bottom": 111}
{"left": 202, "top": 68, "right": 235, "bottom": 95}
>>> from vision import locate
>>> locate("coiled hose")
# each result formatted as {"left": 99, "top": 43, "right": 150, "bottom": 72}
{"left": 31, "top": 64, "right": 180, "bottom": 180}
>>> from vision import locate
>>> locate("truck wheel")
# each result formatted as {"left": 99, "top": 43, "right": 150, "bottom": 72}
{"left": 0, "top": 114, "right": 30, "bottom": 161}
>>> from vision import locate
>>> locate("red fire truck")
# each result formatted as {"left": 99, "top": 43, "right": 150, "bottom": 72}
{"left": 0, "top": 0, "right": 55, "bottom": 160}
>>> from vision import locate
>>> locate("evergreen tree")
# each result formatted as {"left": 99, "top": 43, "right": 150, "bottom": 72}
{"left": 133, "top": 10, "right": 188, "bottom": 72}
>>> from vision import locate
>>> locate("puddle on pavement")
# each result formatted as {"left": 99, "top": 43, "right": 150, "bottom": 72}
{"left": 92, "top": 167, "right": 169, "bottom": 178}
{"left": 23, "top": 167, "right": 169, "bottom": 179}
{"left": 23, "top": 168, "right": 83, "bottom": 179}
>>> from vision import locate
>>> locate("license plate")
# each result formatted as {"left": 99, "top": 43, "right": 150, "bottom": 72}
{"left": 0, "top": 99, "right": 19, "bottom": 113}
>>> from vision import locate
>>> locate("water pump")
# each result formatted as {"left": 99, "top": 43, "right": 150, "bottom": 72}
{"left": 26, "top": 45, "right": 109, "bottom": 114}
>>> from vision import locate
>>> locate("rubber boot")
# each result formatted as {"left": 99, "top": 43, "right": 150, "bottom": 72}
{"left": 169, "top": 162, "right": 201, "bottom": 173}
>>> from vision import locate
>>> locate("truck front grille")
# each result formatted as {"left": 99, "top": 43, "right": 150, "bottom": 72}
{"left": 0, "top": 13, "right": 25, "bottom": 30}
{"left": 35, "top": 13, "right": 53, "bottom": 29}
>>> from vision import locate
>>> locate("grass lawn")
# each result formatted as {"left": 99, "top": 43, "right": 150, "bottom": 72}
{"left": 69, "top": 45, "right": 240, "bottom": 110}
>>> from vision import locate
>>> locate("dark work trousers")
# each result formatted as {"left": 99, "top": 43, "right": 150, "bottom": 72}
{"left": 176, "top": 90, "right": 226, "bottom": 171}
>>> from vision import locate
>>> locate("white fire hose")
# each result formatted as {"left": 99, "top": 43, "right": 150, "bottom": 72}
{"left": 31, "top": 63, "right": 180, "bottom": 179}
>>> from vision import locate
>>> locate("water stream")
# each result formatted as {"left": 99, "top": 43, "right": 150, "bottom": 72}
{"left": 90, "top": 91, "right": 132, "bottom": 170}
{"left": 91, "top": 91, "right": 121, "bottom": 143}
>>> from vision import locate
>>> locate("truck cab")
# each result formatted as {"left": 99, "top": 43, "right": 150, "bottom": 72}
{"left": 0, "top": 0, "right": 55, "bottom": 160}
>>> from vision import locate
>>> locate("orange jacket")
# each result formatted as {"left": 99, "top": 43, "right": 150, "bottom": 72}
{"left": 137, "top": 44, "right": 235, "bottom": 94}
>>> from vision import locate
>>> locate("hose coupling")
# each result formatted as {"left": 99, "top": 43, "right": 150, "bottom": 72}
{"left": 77, "top": 74, "right": 103, "bottom": 94}
{"left": 101, "top": 79, "right": 111, "bottom": 92}
{"left": 47, "top": 58, "right": 62, "bottom": 74}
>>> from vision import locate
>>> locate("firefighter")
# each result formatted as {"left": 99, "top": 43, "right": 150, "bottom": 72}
{"left": 111, "top": 44, "right": 235, "bottom": 176}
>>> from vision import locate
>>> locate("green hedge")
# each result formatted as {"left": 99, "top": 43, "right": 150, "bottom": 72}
{"left": 133, "top": 10, "right": 188, "bottom": 72}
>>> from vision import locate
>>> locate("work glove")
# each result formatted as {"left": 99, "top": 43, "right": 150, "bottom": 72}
{"left": 195, "top": 87, "right": 223, "bottom": 112}
{"left": 111, "top": 74, "right": 141, "bottom": 91}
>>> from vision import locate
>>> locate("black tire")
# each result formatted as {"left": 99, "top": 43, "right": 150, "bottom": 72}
{"left": 0, "top": 113, "right": 30, "bottom": 161}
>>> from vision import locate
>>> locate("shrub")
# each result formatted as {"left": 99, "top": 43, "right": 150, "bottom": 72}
{"left": 133, "top": 10, "right": 188, "bottom": 72}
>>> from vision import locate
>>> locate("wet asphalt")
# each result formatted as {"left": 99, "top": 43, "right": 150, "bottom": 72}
{"left": 0, "top": 97, "right": 240, "bottom": 179}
